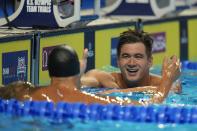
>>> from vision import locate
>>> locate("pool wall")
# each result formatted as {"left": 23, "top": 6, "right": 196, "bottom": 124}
{"left": 0, "top": 33, "right": 34, "bottom": 85}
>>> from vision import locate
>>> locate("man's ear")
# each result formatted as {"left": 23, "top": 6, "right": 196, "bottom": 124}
{"left": 148, "top": 55, "right": 153, "bottom": 68}
{"left": 117, "top": 57, "right": 120, "bottom": 67}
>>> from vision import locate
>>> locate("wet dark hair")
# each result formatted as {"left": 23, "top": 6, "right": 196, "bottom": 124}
{"left": 48, "top": 45, "right": 80, "bottom": 77}
{"left": 117, "top": 29, "right": 153, "bottom": 58}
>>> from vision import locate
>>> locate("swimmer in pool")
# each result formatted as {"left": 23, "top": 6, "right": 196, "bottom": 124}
{"left": 27, "top": 45, "right": 140, "bottom": 105}
{"left": 0, "top": 43, "right": 180, "bottom": 105}
{"left": 0, "top": 85, "right": 5, "bottom": 88}
{"left": 0, "top": 81, "right": 34, "bottom": 100}
{"left": 81, "top": 29, "right": 181, "bottom": 104}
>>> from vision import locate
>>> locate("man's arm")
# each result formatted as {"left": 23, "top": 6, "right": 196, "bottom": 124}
{"left": 144, "top": 55, "right": 181, "bottom": 104}
{"left": 171, "top": 80, "right": 182, "bottom": 94}
{"left": 81, "top": 69, "right": 119, "bottom": 88}
{"left": 79, "top": 48, "right": 88, "bottom": 76}
{"left": 79, "top": 48, "right": 119, "bottom": 88}
{"left": 96, "top": 86, "right": 157, "bottom": 95}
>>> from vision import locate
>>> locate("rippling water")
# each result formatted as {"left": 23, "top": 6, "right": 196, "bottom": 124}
{"left": 0, "top": 66, "right": 197, "bottom": 131}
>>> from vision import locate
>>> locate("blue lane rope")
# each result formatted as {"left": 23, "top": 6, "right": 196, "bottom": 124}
{"left": 0, "top": 98, "right": 197, "bottom": 124}
{"left": 182, "top": 61, "right": 197, "bottom": 70}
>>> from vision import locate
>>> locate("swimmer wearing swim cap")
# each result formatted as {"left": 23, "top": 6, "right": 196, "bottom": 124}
{"left": 48, "top": 45, "right": 80, "bottom": 77}
{"left": 28, "top": 45, "right": 139, "bottom": 105}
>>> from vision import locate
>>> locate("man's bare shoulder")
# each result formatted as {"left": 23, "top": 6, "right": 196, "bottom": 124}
{"left": 81, "top": 69, "right": 119, "bottom": 88}
{"left": 84, "top": 69, "right": 115, "bottom": 80}
{"left": 149, "top": 73, "right": 162, "bottom": 86}
{"left": 29, "top": 86, "right": 48, "bottom": 98}
{"left": 84, "top": 69, "right": 111, "bottom": 76}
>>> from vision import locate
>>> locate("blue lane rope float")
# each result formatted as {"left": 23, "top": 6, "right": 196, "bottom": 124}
{"left": 182, "top": 61, "right": 197, "bottom": 70}
{"left": 0, "top": 98, "right": 197, "bottom": 124}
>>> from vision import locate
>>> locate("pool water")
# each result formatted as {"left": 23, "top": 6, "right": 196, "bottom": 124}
{"left": 165, "top": 68, "right": 197, "bottom": 105}
{"left": 1, "top": 113, "right": 197, "bottom": 131}
{"left": 0, "top": 66, "right": 197, "bottom": 131}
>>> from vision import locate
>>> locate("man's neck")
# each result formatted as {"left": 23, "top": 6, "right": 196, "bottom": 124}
{"left": 50, "top": 76, "right": 79, "bottom": 90}
{"left": 123, "top": 74, "right": 151, "bottom": 88}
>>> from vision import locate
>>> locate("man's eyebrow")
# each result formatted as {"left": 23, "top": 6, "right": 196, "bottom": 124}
{"left": 135, "top": 53, "right": 144, "bottom": 55}
{"left": 120, "top": 53, "right": 130, "bottom": 56}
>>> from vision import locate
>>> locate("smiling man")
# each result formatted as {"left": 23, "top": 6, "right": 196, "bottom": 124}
{"left": 81, "top": 29, "right": 181, "bottom": 103}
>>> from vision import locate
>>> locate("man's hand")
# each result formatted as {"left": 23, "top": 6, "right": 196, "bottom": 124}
{"left": 150, "top": 55, "right": 182, "bottom": 104}
{"left": 80, "top": 48, "right": 88, "bottom": 76}
{"left": 162, "top": 55, "right": 181, "bottom": 82}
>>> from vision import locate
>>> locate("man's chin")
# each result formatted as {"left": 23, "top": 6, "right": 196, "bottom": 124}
{"left": 126, "top": 75, "right": 139, "bottom": 81}
{"left": 125, "top": 79, "right": 140, "bottom": 87}
{"left": 126, "top": 77, "right": 140, "bottom": 83}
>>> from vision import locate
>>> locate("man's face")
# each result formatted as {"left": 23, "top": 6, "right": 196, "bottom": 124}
{"left": 117, "top": 42, "right": 152, "bottom": 85}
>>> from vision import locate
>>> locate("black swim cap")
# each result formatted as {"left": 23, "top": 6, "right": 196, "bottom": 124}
{"left": 48, "top": 45, "right": 80, "bottom": 77}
